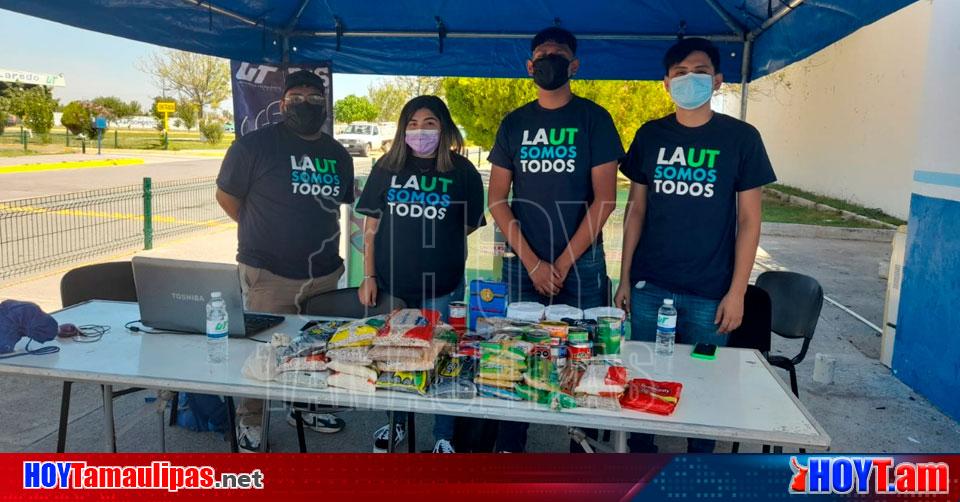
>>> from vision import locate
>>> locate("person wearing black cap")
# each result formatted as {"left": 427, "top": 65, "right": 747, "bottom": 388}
{"left": 216, "top": 69, "right": 354, "bottom": 452}
{"left": 486, "top": 27, "right": 624, "bottom": 453}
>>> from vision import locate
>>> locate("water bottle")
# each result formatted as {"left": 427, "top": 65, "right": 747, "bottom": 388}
{"left": 656, "top": 298, "right": 677, "bottom": 356}
{"left": 206, "top": 291, "right": 229, "bottom": 363}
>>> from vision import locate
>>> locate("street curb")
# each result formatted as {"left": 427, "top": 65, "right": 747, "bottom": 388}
{"left": 765, "top": 188, "right": 899, "bottom": 229}
{"left": 762, "top": 222, "right": 895, "bottom": 242}
{"left": 0, "top": 158, "right": 145, "bottom": 174}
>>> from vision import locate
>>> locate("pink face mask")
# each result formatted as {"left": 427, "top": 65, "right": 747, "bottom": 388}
{"left": 405, "top": 129, "right": 440, "bottom": 155}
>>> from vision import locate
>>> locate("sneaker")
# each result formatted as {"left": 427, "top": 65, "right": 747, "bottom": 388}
{"left": 432, "top": 439, "right": 455, "bottom": 453}
{"left": 372, "top": 423, "right": 406, "bottom": 453}
{"left": 286, "top": 409, "right": 345, "bottom": 433}
{"left": 236, "top": 423, "right": 261, "bottom": 453}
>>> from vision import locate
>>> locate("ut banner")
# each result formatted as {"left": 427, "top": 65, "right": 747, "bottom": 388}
{"left": 230, "top": 61, "right": 332, "bottom": 137}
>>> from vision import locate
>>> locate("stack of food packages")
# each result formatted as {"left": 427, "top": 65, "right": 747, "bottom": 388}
{"left": 323, "top": 317, "right": 385, "bottom": 393}
{"left": 272, "top": 320, "right": 342, "bottom": 389}
{"left": 372, "top": 309, "right": 450, "bottom": 396}
{"left": 564, "top": 358, "right": 629, "bottom": 411}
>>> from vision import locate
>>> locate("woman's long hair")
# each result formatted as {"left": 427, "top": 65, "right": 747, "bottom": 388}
{"left": 378, "top": 95, "right": 464, "bottom": 173}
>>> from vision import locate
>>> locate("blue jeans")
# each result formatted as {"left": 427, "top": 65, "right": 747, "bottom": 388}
{"left": 496, "top": 245, "right": 608, "bottom": 453}
{"left": 390, "top": 281, "right": 464, "bottom": 442}
{"left": 628, "top": 281, "right": 727, "bottom": 453}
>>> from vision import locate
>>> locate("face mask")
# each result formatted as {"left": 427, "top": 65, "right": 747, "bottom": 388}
{"left": 283, "top": 103, "right": 327, "bottom": 135}
{"left": 405, "top": 129, "right": 440, "bottom": 156}
{"left": 668, "top": 73, "right": 715, "bottom": 110}
{"left": 532, "top": 54, "right": 572, "bottom": 91}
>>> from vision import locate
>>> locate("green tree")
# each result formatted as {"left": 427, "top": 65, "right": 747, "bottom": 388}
{"left": 138, "top": 49, "right": 230, "bottom": 119}
{"left": 443, "top": 78, "right": 535, "bottom": 149}
{"left": 199, "top": 119, "right": 225, "bottom": 144}
{"left": 443, "top": 78, "right": 675, "bottom": 149}
{"left": 61, "top": 100, "right": 114, "bottom": 137}
{"left": 334, "top": 95, "right": 378, "bottom": 124}
{"left": 571, "top": 80, "right": 675, "bottom": 146}
{"left": 367, "top": 77, "right": 445, "bottom": 123}
{"left": 61, "top": 101, "right": 94, "bottom": 136}
{"left": 91, "top": 96, "right": 142, "bottom": 121}
{"left": 0, "top": 93, "right": 8, "bottom": 134}
{"left": 175, "top": 99, "right": 198, "bottom": 131}
{"left": 4, "top": 86, "right": 58, "bottom": 139}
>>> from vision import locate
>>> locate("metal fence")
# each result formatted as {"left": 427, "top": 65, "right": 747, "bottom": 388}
{"left": 0, "top": 129, "right": 233, "bottom": 151}
{"left": 0, "top": 177, "right": 231, "bottom": 283}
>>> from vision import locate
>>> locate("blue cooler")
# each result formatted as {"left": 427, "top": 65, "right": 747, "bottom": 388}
{"left": 468, "top": 279, "right": 507, "bottom": 331}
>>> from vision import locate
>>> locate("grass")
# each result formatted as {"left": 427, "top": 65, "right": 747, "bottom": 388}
{"left": 761, "top": 194, "right": 889, "bottom": 229}
{"left": 768, "top": 183, "right": 906, "bottom": 226}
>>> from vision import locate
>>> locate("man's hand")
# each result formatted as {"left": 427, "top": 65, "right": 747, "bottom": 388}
{"left": 358, "top": 277, "right": 378, "bottom": 307}
{"left": 529, "top": 261, "right": 561, "bottom": 297}
{"left": 552, "top": 254, "right": 574, "bottom": 289}
{"left": 714, "top": 291, "right": 745, "bottom": 334}
{"left": 614, "top": 282, "right": 632, "bottom": 314}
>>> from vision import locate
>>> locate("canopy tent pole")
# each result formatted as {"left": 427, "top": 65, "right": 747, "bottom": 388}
{"left": 703, "top": 0, "right": 746, "bottom": 37}
{"left": 292, "top": 30, "right": 743, "bottom": 42}
{"left": 739, "top": 0, "right": 805, "bottom": 120}
{"left": 739, "top": 38, "right": 752, "bottom": 120}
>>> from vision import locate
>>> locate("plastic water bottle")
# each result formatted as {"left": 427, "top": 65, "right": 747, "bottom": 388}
{"left": 206, "top": 292, "right": 229, "bottom": 363}
{"left": 656, "top": 299, "right": 677, "bottom": 356}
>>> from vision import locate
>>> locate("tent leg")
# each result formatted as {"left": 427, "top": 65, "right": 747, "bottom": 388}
{"left": 739, "top": 38, "right": 753, "bottom": 121}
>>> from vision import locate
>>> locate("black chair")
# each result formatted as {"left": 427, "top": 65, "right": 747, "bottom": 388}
{"left": 299, "top": 287, "right": 405, "bottom": 318}
{"left": 290, "top": 287, "right": 406, "bottom": 452}
{"left": 727, "top": 285, "right": 773, "bottom": 454}
{"left": 58, "top": 262, "right": 141, "bottom": 452}
{"left": 756, "top": 271, "right": 824, "bottom": 398}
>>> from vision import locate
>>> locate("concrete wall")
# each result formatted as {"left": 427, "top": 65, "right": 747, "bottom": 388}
{"left": 892, "top": 0, "right": 960, "bottom": 422}
{"left": 723, "top": 0, "right": 933, "bottom": 219}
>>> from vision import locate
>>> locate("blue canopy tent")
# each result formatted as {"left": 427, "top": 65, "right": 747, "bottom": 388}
{"left": 0, "top": 0, "right": 917, "bottom": 119}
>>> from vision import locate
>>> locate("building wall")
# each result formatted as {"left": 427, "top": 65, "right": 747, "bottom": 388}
{"left": 892, "top": 0, "right": 960, "bottom": 422}
{"left": 723, "top": 0, "right": 933, "bottom": 219}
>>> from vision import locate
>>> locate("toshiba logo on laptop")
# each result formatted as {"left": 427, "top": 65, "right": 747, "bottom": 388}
{"left": 171, "top": 293, "right": 205, "bottom": 303}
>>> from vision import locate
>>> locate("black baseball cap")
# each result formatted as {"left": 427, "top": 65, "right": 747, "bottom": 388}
{"left": 283, "top": 70, "right": 325, "bottom": 95}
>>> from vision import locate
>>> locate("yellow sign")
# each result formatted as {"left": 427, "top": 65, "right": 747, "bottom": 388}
{"left": 156, "top": 101, "right": 176, "bottom": 113}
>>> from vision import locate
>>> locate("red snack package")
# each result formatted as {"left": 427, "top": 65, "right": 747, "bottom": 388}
{"left": 620, "top": 378, "right": 683, "bottom": 416}
{"left": 375, "top": 308, "right": 441, "bottom": 347}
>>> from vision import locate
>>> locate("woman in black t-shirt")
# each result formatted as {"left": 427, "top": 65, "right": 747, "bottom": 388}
{"left": 355, "top": 95, "right": 486, "bottom": 454}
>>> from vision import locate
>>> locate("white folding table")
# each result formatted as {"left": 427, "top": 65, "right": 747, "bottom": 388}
{"left": 0, "top": 300, "right": 831, "bottom": 452}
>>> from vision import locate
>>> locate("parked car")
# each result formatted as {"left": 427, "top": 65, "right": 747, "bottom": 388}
{"left": 335, "top": 122, "right": 396, "bottom": 156}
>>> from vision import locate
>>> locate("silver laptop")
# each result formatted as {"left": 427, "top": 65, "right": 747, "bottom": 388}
{"left": 131, "top": 256, "right": 283, "bottom": 337}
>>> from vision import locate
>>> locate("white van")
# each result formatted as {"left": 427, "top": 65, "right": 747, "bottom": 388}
{"left": 335, "top": 122, "right": 397, "bottom": 156}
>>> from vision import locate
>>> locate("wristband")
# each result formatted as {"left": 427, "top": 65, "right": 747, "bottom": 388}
{"left": 530, "top": 259, "right": 542, "bottom": 275}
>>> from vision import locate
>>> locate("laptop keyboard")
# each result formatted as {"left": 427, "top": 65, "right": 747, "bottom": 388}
{"left": 243, "top": 313, "right": 284, "bottom": 335}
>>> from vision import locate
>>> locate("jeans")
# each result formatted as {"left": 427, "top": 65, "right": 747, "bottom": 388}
{"left": 390, "top": 281, "right": 465, "bottom": 442}
{"left": 496, "top": 245, "right": 608, "bottom": 453}
{"left": 628, "top": 281, "right": 727, "bottom": 453}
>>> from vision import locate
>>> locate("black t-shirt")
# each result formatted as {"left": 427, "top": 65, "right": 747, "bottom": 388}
{"left": 620, "top": 113, "right": 777, "bottom": 300}
{"left": 355, "top": 152, "right": 486, "bottom": 302}
{"left": 488, "top": 96, "right": 624, "bottom": 261}
{"left": 216, "top": 122, "right": 354, "bottom": 280}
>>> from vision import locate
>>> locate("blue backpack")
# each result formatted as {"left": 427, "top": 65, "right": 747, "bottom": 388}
{"left": 173, "top": 393, "right": 229, "bottom": 434}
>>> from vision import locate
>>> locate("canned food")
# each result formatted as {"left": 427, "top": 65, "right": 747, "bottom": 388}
{"left": 449, "top": 301, "right": 467, "bottom": 319}
{"left": 597, "top": 316, "right": 623, "bottom": 355}
{"left": 540, "top": 320, "right": 568, "bottom": 340}
{"left": 568, "top": 342, "right": 593, "bottom": 362}
{"left": 524, "top": 329, "right": 552, "bottom": 344}
{"left": 531, "top": 344, "right": 552, "bottom": 359}
{"left": 550, "top": 344, "right": 568, "bottom": 368}
{"left": 567, "top": 328, "right": 590, "bottom": 344}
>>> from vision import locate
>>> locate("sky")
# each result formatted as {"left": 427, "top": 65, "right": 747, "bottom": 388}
{"left": 0, "top": 9, "right": 380, "bottom": 112}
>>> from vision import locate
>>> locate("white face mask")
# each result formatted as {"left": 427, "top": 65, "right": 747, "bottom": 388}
{"left": 669, "top": 73, "right": 715, "bottom": 110}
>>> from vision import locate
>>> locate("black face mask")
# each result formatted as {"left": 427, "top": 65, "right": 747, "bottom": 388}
{"left": 532, "top": 54, "right": 572, "bottom": 91}
{"left": 283, "top": 103, "right": 327, "bottom": 136}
